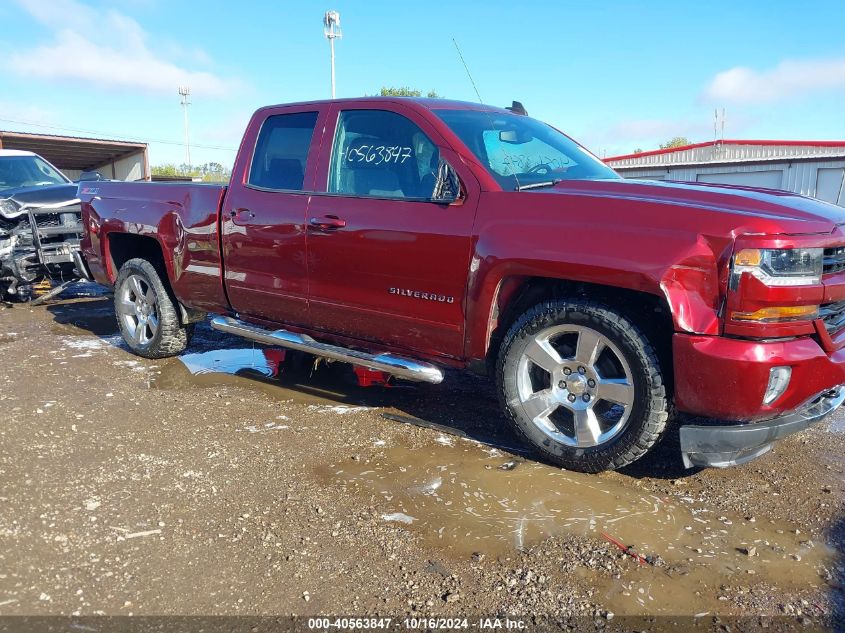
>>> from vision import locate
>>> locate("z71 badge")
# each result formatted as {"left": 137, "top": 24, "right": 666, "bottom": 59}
{"left": 389, "top": 287, "right": 454, "bottom": 303}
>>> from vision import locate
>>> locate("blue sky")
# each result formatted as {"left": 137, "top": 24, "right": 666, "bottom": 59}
{"left": 1, "top": 0, "right": 844, "bottom": 167}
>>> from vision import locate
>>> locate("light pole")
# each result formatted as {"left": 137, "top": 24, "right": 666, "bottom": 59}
{"left": 178, "top": 86, "right": 191, "bottom": 168}
{"left": 323, "top": 10, "right": 342, "bottom": 98}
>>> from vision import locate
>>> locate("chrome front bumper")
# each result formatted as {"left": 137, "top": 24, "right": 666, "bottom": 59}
{"left": 679, "top": 385, "right": 845, "bottom": 468}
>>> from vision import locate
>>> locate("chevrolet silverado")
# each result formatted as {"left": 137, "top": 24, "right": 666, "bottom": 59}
{"left": 79, "top": 97, "right": 845, "bottom": 472}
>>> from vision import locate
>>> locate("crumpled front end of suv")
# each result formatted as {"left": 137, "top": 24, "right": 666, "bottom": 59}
{"left": 0, "top": 195, "right": 86, "bottom": 299}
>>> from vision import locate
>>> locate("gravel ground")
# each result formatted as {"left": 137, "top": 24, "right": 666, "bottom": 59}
{"left": 0, "top": 285, "right": 843, "bottom": 629}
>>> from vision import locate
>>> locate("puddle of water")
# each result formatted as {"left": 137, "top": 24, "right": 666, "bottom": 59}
{"left": 319, "top": 440, "right": 833, "bottom": 615}
{"left": 178, "top": 348, "right": 285, "bottom": 378}
{"left": 148, "top": 347, "right": 408, "bottom": 407}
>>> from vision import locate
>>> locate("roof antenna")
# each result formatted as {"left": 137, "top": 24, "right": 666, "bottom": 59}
{"left": 452, "top": 38, "right": 484, "bottom": 104}
{"left": 451, "top": 38, "right": 521, "bottom": 191}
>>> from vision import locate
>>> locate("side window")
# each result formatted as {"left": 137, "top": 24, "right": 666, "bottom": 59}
{"left": 248, "top": 111, "right": 318, "bottom": 191}
{"left": 328, "top": 110, "right": 440, "bottom": 199}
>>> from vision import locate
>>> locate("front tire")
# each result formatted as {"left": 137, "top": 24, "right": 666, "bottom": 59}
{"left": 496, "top": 300, "right": 669, "bottom": 473}
{"left": 114, "top": 258, "right": 191, "bottom": 358}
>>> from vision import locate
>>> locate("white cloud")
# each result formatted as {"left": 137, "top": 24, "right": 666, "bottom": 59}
{"left": 7, "top": 0, "right": 238, "bottom": 97}
{"left": 703, "top": 57, "right": 845, "bottom": 104}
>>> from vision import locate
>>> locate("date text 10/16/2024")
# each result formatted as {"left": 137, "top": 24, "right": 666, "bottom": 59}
{"left": 307, "top": 617, "right": 528, "bottom": 630}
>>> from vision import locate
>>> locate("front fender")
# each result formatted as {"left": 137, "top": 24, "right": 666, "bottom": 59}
{"left": 464, "top": 201, "right": 732, "bottom": 361}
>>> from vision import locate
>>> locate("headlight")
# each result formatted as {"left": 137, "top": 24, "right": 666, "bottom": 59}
{"left": 0, "top": 198, "right": 23, "bottom": 220}
{"left": 732, "top": 247, "right": 823, "bottom": 287}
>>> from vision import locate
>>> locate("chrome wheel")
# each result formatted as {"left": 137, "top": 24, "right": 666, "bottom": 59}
{"left": 515, "top": 324, "right": 635, "bottom": 448}
{"left": 116, "top": 274, "right": 159, "bottom": 348}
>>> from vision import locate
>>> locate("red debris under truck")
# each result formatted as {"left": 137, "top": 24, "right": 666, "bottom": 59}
{"left": 78, "top": 97, "right": 845, "bottom": 472}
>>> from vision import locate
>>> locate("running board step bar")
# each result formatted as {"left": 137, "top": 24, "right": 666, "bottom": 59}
{"left": 210, "top": 316, "right": 444, "bottom": 384}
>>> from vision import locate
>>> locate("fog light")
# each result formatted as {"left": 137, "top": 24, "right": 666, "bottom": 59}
{"left": 763, "top": 366, "right": 791, "bottom": 405}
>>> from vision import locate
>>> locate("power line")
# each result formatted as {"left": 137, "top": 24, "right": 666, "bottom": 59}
{"left": 0, "top": 117, "right": 237, "bottom": 151}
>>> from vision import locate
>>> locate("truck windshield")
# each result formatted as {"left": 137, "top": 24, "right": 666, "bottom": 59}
{"left": 434, "top": 109, "right": 619, "bottom": 190}
{"left": 0, "top": 155, "right": 70, "bottom": 192}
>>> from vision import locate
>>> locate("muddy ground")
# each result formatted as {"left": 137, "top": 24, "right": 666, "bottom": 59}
{"left": 0, "top": 284, "right": 843, "bottom": 628}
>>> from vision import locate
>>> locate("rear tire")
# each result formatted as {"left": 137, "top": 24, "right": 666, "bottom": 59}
{"left": 114, "top": 258, "right": 191, "bottom": 358}
{"left": 496, "top": 299, "right": 669, "bottom": 473}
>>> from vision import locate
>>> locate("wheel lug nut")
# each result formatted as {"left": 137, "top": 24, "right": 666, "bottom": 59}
{"left": 567, "top": 394, "right": 576, "bottom": 403}
{"left": 578, "top": 366, "right": 586, "bottom": 374}
{"left": 582, "top": 394, "right": 591, "bottom": 402}
{"left": 588, "top": 379, "right": 596, "bottom": 388}
{"left": 558, "top": 380, "right": 566, "bottom": 389}
{"left": 563, "top": 368, "right": 572, "bottom": 376}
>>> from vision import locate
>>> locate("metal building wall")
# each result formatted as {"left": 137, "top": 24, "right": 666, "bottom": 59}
{"left": 614, "top": 159, "right": 845, "bottom": 206}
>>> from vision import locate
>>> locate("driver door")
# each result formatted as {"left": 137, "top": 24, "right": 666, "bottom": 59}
{"left": 306, "top": 102, "right": 480, "bottom": 359}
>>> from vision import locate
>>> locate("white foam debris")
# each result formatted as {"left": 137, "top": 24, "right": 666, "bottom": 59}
{"left": 381, "top": 512, "right": 416, "bottom": 525}
{"left": 374, "top": 440, "right": 386, "bottom": 447}
{"left": 60, "top": 338, "right": 107, "bottom": 351}
{"left": 434, "top": 435, "right": 454, "bottom": 446}
{"left": 307, "top": 405, "right": 371, "bottom": 415}
{"left": 239, "top": 423, "right": 290, "bottom": 433}
{"left": 123, "top": 529, "right": 161, "bottom": 540}
{"left": 84, "top": 499, "right": 101, "bottom": 511}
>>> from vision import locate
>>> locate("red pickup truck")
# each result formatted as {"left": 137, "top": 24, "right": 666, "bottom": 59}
{"left": 79, "top": 97, "right": 845, "bottom": 473}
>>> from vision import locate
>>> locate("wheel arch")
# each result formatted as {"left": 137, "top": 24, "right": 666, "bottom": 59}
{"left": 105, "top": 231, "right": 169, "bottom": 284}
{"left": 478, "top": 276, "right": 674, "bottom": 390}
{"left": 105, "top": 232, "right": 199, "bottom": 324}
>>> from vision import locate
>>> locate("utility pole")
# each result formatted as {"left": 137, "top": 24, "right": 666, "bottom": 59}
{"left": 323, "top": 10, "right": 342, "bottom": 98}
{"left": 178, "top": 86, "right": 191, "bottom": 168}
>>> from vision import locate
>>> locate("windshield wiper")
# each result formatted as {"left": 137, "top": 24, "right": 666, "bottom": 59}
{"left": 515, "top": 179, "right": 561, "bottom": 191}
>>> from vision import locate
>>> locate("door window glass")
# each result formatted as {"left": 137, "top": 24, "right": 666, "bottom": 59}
{"left": 249, "top": 111, "right": 318, "bottom": 191}
{"left": 328, "top": 110, "right": 440, "bottom": 199}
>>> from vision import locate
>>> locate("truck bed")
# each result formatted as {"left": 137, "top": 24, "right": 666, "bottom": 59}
{"left": 78, "top": 180, "right": 229, "bottom": 314}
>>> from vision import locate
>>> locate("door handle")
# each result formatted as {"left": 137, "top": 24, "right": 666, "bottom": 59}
{"left": 309, "top": 215, "right": 346, "bottom": 230}
{"left": 229, "top": 208, "right": 255, "bottom": 222}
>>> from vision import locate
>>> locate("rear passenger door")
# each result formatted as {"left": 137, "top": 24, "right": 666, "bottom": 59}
{"left": 306, "top": 102, "right": 479, "bottom": 359}
{"left": 221, "top": 106, "right": 325, "bottom": 326}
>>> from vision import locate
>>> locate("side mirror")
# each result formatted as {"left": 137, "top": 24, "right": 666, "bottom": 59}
{"left": 431, "top": 158, "right": 461, "bottom": 204}
{"left": 79, "top": 171, "right": 104, "bottom": 182}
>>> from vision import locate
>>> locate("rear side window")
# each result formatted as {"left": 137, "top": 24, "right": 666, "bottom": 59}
{"left": 328, "top": 110, "right": 440, "bottom": 199}
{"left": 249, "top": 111, "right": 318, "bottom": 191}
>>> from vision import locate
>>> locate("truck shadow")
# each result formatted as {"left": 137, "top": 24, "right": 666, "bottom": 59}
{"left": 43, "top": 295, "right": 695, "bottom": 480}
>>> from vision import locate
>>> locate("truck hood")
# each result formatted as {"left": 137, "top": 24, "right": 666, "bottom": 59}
{"left": 1, "top": 182, "right": 80, "bottom": 207}
{"left": 546, "top": 178, "right": 845, "bottom": 234}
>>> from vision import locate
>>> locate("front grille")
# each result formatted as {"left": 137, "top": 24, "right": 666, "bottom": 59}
{"left": 820, "top": 301, "right": 845, "bottom": 335}
{"left": 824, "top": 246, "right": 845, "bottom": 275}
{"left": 27, "top": 205, "right": 83, "bottom": 244}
